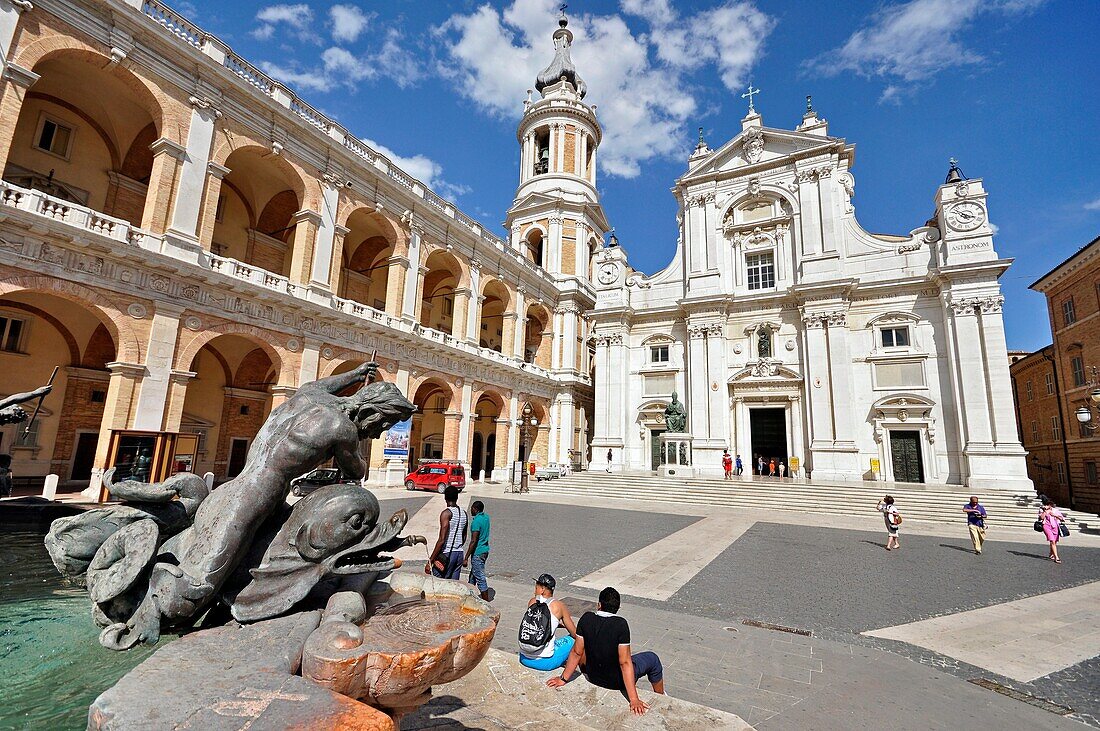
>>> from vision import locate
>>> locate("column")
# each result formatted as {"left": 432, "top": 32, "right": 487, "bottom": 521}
{"left": 0, "top": 0, "right": 32, "bottom": 64}
{"left": 385, "top": 256, "right": 408, "bottom": 316}
{"left": 288, "top": 209, "right": 323, "bottom": 285}
{"left": 977, "top": 297, "right": 1023, "bottom": 447}
{"left": 560, "top": 307, "right": 578, "bottom": 372}
{"left": 686, "top": 325, "right": 708, "bottom": 437}
{"left": 789, "top": 395, "right": 806, "bottom": 472}
{"left": 706, "top": 324, "right": 728, "bottom": 442}
{"left": 551, "top": 309, "right": 564, "bottom": 369}
{"left": 132, "top": 303, "right": 184, "bottom": 431}
{"left": 500, "top": 312, "right": 518, "bottom": 356}
{"left": 512, "top": 288, "right": 527, "bottom": 359}
{"left": 326, "top": 225, "right": 350, "bottom": 294}
{"left": 442, "top": 413, "right": 462, "bottom": 460}
{"left": 166, "top": 99, "right": 220, "bottom": 243}
{"left": 950, "top": 301, "right": 993, "bottom": 448}
{"left": 197, "top": 162, "right": 230, "bottom": 251}
{"left": 457, "top": 381, "right": 473, "bottom": 465}
{"left": 162, "top": 369, "right": 196, "bottom": 433}
{"left": 557, "top": 393, "right": 575, "bottom": 465}
{"left": 607, "top": 333, "right": 628, "bottom": 448}
{"left": 89, "top": 362, "right": 146, "bottom": 499}
{"left": 494, "top": 417, "right": 512, "bottom": 479}
{"left": 465, "top": 261, "right": 482, "bottom": 344}
{"left": 141, "top": 138, "right": 187, "bottom": 234}
{"left": 402, "top": 224, "right": 423, "bottom": 318}
{"left": 450, "top": 288, "right": 471, "bottom": 340}
{"left": 802, "top": 314, "right": 833, "bottom": 447}
{"left": 548, "top": 215, "right": 563, "bottom": 275}
{"left": 797, "top": 171, "right": 822, "bottom": 256}
{"left": 298, "top": 339, "right": 321, "bottom": 386}
{"left": 824, "top": 312, "right": 856, "bottom": 449}
{"left": 548, "top": 397, "right": 560, "bottom": 465}
{"left": 506, "top": 394, "right": 520, "bottom": 463}
{"left": 308, "top": 180, "right": 342, "bottom": 292}
{"left": 733, "top": 396, "right": 749, "bottom": 461}
{"left": 554, "top": 123, "right": 565, "bottom": 172}
{"left": 0, "top": 57, "right": 37, "bottom": 174}
{"left": 592, "top": 336, "right": 611, "bottom": 442}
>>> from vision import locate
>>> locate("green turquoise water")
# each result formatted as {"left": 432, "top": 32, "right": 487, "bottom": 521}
{"left": 0, "top": 532, "right": 153, "bottom": 731}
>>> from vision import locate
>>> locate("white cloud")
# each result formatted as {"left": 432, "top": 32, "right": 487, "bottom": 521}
{"left": 364, "top": 138, "right": 470, "bottom": 201}
{"left": 1084, "top": 197, "right": 1100, "bottom": 212}
{"left": 435, "top": 0, "right": 774, "bottom": 178}
{"left": 330, "top": 4, "right": 371, "bottom": 44}
{"left": 261, "top": 46, "right": 378, "bottom": 93}
{"left": 374, "top": 29, "right": 426, "bottom": 89}
{"left": 252, "top": 3, "right": 313, "bottom": 41}
{"left": 805, "top": 0, "right": 1045, "bottom": 95}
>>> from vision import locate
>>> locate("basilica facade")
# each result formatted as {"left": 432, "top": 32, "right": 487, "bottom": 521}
{"left": 590, "top": 104, "right": 1032, "bottom": 490}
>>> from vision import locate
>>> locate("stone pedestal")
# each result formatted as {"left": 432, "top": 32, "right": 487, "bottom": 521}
{"left": 659, "top": 432, "right": 694, "bottom": 478}
{"left": 383, "top": 458, "right": 408, "bottom": 487}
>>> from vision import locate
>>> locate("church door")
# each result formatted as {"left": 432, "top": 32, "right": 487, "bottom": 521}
{"left": 889, "top": 431, "right": 924, "bottom": 483}
{"left": 472, "top": 433, "right": 484, "bottom": 480}
{"left": 749, "top": 408, "right": 788, "bottom": 466}
{"left": 650, "top": 428, "right": 665, "bottom": 471}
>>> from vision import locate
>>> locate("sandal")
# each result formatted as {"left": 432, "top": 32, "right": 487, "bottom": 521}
{"left": 1054, "top": 558, "right": 1062, "bottom": 564}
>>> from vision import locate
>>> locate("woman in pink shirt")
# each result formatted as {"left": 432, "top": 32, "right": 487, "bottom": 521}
{"left": 1039, "top": 497, "right": 1066, "bottom": 564}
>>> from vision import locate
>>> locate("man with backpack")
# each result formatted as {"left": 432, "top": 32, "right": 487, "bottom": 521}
{"left": 518, "top": 573, "right": 578, "bottom": 671}
{"left": 546, "top": 586, "right": 664, "bottom": 716}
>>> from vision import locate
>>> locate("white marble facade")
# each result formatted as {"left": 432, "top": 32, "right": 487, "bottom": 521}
{"left": 589, "top": 107, "right": 1032, "bottom": 490}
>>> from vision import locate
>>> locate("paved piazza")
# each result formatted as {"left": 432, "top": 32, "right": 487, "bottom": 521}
{"left": 380, "top": 485, "right": 1100, "bottom": 729}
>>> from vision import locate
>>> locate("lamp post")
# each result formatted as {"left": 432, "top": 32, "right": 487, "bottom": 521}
{"left": 516, "top": 402, "right": 539, "bottom": 493}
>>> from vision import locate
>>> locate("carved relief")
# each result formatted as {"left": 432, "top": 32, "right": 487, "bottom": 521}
{"left": 742, "top": 127, "right": 764, "bottom": 164}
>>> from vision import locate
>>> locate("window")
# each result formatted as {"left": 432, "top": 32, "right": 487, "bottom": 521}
{"left": 746, "top": 252, "right": 775, "bottom": 290}
{"left": 1030, "top": 420, "right": 1039, "bottom": 443}
{"left": 1086, "top": 461, "right": 1098, "bottom": 486}
{"left": 533, "top": 129, "right": 550, "bottom": 176}
{"left": 881, "top": 327, "right": 910, "bottom": 348}
{"left": 1062, "top": 298, "right": 1076, "bottom": 326}
{"left": 1051, "top": 415, "right": 1061, "bottom": 441}
{"left": 441, "top": 295, "right": 453, "bottom": 317}
{"left": 650, "top": 344, "right": 670, "bottom": 363}
{"left": 1056, "top": 462, "right": 1066, "bottom": 484}
{"left": 0, "top": 315, "right": 26, "bottom": 353}
{"left": 1025, "top": 380, "right": 1034, "bottom": 402}
{"left": 215, "top": 195, "right": 226, "bottom": 223}
{"left": 1045, "top": 372, "right": 1055, "bottom": 395}
{"left": 14, "top": 418, "right": 39, "bottom": 448}
{"left": 1071, "top": 356, "right": 1085, "bottom": 387}
{"left": 90, "top": 390, "right": 106, "bottom": 404}
{"left": 35, "top": 116, "right": 74, "bottom": 158}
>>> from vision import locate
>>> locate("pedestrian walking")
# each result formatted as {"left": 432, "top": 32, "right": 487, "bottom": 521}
{"left": 963, "top": 496, "right": 987, "bottom": 554}
{"left": 876, "top": 495, "right": 901, "bottom": 550}
{"left": 756, "top": 455, "right": 764, "bottom": 475}
{"left": 1038, "top": 497, "right": 1067, "bottom": 564}
{"left": 427, "top": 486, "right": 467, "bottom": 579}
{"left": 768, "top": 458, "right": 776, "bottom": 477}
{"left": 778, "top": 461, "right": 786, "bottom": 478}
{"left": 722, "top": 450, "right": 733, "bottom": 480}
{"left": 734, "top": 454, "right": 743, "bottom": 476}
{"left": 606, "top": 448, "right": 613, "bottom": 473}
{"left": 464, "top": 500, "right": 491, "bottom": 600}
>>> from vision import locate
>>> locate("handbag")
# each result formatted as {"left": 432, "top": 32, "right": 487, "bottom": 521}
{"left": 1058, "top": 522, "right": 1070, "bottom": 538}
{"left": 1033, "top": 519, "right": 1044, "bottom": 532}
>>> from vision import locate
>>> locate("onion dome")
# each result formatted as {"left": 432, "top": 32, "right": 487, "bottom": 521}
{"left": 535, "top": 14, "right": 587, "bottom": 99}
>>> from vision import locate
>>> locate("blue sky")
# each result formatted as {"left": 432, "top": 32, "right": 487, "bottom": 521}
{"left": 178, "top": 0, "right": 1099, "bottom": 351}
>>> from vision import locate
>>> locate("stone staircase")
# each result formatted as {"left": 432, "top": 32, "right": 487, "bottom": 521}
{"left": 531, "top": 472, "right": 1086, "bottom": 532}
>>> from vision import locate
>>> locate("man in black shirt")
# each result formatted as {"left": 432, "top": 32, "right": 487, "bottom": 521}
{"left": 546, "top": 586, "right": 664, "bottom": 716}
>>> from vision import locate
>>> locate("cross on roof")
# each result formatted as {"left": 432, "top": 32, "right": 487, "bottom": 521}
{"left": 559, "top": 3, "right": 568, "bottom": 17}
{"left": 742, "top": 84, "right": 761, "bottom": 114}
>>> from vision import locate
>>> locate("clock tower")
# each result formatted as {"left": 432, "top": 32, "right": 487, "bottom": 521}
{"left": 935, "top": 160, "right": 998, "bottom": 265}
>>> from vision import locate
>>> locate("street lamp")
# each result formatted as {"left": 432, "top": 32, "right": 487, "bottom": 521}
{"left": 1076, "top": 405, "right": 1096, "bottom": 432}
{"left": 515, "top": 402, "right": 539, "bottom": 493}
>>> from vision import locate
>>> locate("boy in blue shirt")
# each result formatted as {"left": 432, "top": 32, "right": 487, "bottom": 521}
{"left": 963, "top": 496, "right": 987, "bottom": 555}
{"left": 464, "top": 500, "right": 491, "bottom": 600}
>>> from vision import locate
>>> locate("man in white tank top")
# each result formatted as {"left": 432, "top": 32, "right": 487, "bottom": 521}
{"left": 428, "top": 485, "right": 468, "bottom": 579}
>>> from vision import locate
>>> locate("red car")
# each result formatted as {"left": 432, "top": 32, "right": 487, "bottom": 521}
{"left": 404, "top": 461, "right": 466, "bottom": 493}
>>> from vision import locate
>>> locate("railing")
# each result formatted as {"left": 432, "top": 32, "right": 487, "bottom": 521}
{"left": 224, "top": 51, "right": 274, "bottom": 96}
{"left": 0, "top": 180, "right": 145, "bottom": 247}
{"left": 291, "top": 98, "right": 330, "bottom": 133}
{"left": 423, "top": 189, "right": 448, "bottom": 212}
{"left": 343, "top": 136, "right": 375, "bottom": 164}
{"left": 208, "top": 254, "right": 299, "bottom": 296}
{"left": 141, "top": 0, "right": 203, "bottom": 47}
{"left": 387, "top": 166, "right": 415, "bottom": 191}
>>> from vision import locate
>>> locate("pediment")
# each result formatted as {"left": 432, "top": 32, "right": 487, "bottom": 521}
{"left": 729, "top": 359, "right": 802, "bottom": 383}
{"left": 683, "top": 126, "right": 846, "bottom": 182}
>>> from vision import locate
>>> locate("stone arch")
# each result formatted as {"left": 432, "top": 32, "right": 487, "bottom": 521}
{"left": 175, "top": 322, "right": 284, "bottom": 379}
{"left": 0, "top": 299, "right": 80, "bottom": 364}
{"left": 721, "top": 187, "right": 799, "bottom": 224}
{"left": 120, "top": 122, "right": 158, "bottom": 182}
{"left": 318, "top": 354, "right": 396, "bottom": 383}
{"left": 409, "top": 373, "right": 459, "bottom": 408}
{"left": 479, "top": 277, "right": 515, "bottom": 310}
{"left": 0, "top": 274, "right": 141, "bottom": 361}
{"left": 211, "top": 137, "right": 313, "bottom": 211}
{"left": 422, "top": 247, "right": 469, "bottom": 288}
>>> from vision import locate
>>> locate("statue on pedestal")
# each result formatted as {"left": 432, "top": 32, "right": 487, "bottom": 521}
{"left": 664, "top": 392, "right": 687, "bottom": 433}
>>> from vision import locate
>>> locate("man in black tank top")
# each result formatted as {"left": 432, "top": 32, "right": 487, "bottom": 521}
{"left": 427, "top": 485, "right": 467, "bottom": 579}
{"left": 546, "top": 587, "right": 664, "bottom": 716}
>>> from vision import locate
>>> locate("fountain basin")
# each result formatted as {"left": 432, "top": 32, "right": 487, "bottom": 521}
{"left": 303, "top": 572, "right": 499, "bottom": 719}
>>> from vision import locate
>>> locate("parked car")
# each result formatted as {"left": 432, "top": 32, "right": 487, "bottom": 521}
{"left": 404, "top": 462, "right": 466, "bottom": 493}
{"left": 289, "top": 467, "right": 359, "bottom": 497}
{"left": 534, "top": 465, "right": 559, "bottom": 481}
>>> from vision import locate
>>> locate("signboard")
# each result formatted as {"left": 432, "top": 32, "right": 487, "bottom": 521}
{"left": 788, "top": 457, "right": 799, "bottom": 473}
{"left": 870, "top": 458, "right": 881, "bottom": 473}
{"left": 382, "top": 419, "right": 411, "bottom": 458}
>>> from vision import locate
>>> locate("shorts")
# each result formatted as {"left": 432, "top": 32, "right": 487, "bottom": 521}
{"left": 886, "top": 524, "right": 899, "bottom": 536}
{"left": 519, "top": 635, "right": 575, "bottom": 671}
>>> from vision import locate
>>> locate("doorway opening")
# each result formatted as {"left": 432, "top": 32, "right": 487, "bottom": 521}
{"left": 749, "top": 408, "right": 788, "bottom": 468}
{"left": 228, "top": 438, "right": 249, "bottom": 479}
{"left": 69, "top": 431, "right": 99, "bottom": 484}
{"left": 889, "top": 430, "right": 924, "bottom": 483}
{"left": 649, "top": 428, "right": 665, "bottom": 471}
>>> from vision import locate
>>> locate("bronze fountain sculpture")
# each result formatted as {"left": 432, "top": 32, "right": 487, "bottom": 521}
{"left": 44, "top": 363, "right": 499, "bottom": 729}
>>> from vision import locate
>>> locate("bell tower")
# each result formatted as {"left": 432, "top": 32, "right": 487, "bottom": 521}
{"left": 505, "top": 10, "right": 609, "bottom": 282}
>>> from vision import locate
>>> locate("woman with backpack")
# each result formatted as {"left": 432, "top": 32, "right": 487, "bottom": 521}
{"left": 876, "top": 495, "right": 901, "bottom": 551}
{"left": 518, "top": 573, "right": 578, "bottom": 671}
{"left": 1038, "top": 497, "right": 1067, "bottom": 564}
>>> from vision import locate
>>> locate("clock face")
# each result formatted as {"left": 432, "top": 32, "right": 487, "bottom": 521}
{"left": 597, "top": 262, "right": 618, "bottom": 285}
{"left": 946, "top": 201, "right": 985, "bottom": 231}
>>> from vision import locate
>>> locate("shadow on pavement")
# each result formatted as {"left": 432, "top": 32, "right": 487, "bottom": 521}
{"left": 1007, "top": 550, "right": 1053, "bottom": 561}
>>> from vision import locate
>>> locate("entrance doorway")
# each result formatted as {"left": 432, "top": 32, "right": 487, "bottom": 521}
{"left": 228, "top": 438, "right": 249, "bottom": 479}
{"left": 650, "top": 428, "right": 665, "bottom": 471}
{"left": 889, "top": 430, "right": 924, "bottom": 483}
{"left": 472, "top": 433, "right": 483, "bottom": 480}
{"left": 750, "top": 408, "right": 787, "bottom": 469}
{"left": 70, "top": 431, "right": 99, "bottom": 483}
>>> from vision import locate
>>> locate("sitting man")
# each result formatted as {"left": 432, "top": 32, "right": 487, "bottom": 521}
{"left": 518, "top": 573, "right": 577, "bottom": 670}
{"left": 546, "top": 586, "right": 664, "bottom": 716}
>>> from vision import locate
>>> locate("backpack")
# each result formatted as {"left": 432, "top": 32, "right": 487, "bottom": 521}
{"left": 893, "top": 512, "right": 903, "bottom": 526}
{"left": 518, "top": 601, "right": 553, "bottom": 654}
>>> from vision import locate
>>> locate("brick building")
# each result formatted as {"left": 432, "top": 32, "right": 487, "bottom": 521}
{"left": 0, "top": 0, "right": 601, "bottom": 495}
{"left": 1019, "top": 236, "right": 1100, "bottom": 512}
{"left": 1010, "top": 347, "right": 1068, "bottom": 501}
